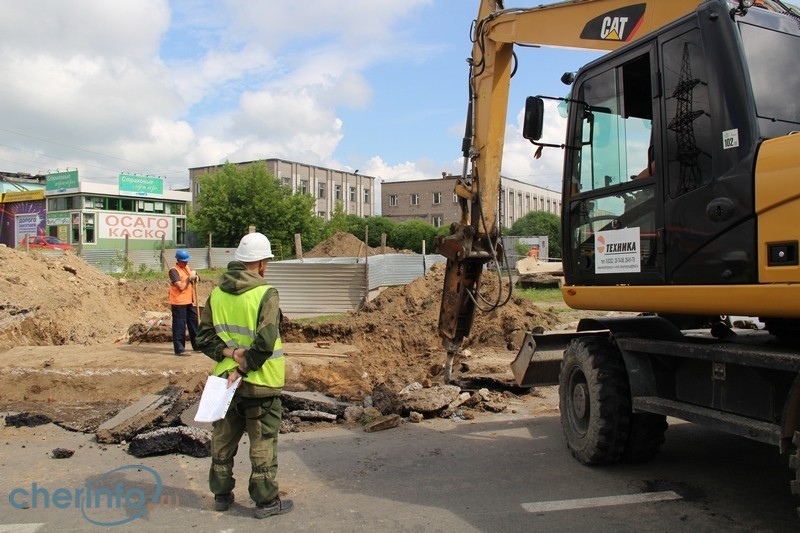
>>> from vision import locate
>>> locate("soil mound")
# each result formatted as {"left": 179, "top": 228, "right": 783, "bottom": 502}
{"left": 304, "top": 231, "right": 401, "bottom": 258}
{"left": 282, "top": 263, "right": 559, "bottom": 395}
{"left": 0, "top": 247, "right": 142, "bottom": 351}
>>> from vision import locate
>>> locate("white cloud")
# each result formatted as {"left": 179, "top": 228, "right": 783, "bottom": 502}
{"left": 0, "top": 0, "right": 516, "bottom": 191}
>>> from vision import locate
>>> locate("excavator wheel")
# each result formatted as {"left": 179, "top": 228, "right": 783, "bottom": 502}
{"left": 622, "top": 413, "right": 668, "bottom": 463}
{"left": 791, "top": 431, "right": 800, "bottom": 518}
{"left": 559, "top": 336, "right": 631, "bottom": 465}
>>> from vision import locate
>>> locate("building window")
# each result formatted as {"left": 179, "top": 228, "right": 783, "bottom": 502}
{"left": 363, "top": 188, "right": 370, "bottom": 204}
{"left": 433, "top": 192, "right": 442, "bottom": 205}
{"left": 389, "top": 195, "right": 398, "bottom": 207}
{"left": 83, "top": 213, "right": 95, "bottom": 244}
{"left": 410, "top": 194, "right": 419, "bottom": 206}
{"left": 282, "top": 177, "right": 291, "bottom": 187}
{"left": 335, "top": 185, "right": 342, "bottom": 200}
{"left": 318, "top": 182, "right": 326, "bottom": 199}
{"left": 432, "top": 215, "right": 443, "bottom": 228}
{"left": 299, "top": 180, "right": 308, "bottom": 195}
{"left": 176, "top": 218, "right": 186, "bottom": 246}
{"left": 349, "top": 186, "right": 356, "bottom": 202}
{"left": 317, "top": 211, "right": 326, "bottom": 219}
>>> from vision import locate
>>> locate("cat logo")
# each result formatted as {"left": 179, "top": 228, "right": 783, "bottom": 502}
{"left": 580, "top": 4, "right": 647, "bottom": 42}
{"left": 601, "top": 17, "right": 629, "bottom": 40}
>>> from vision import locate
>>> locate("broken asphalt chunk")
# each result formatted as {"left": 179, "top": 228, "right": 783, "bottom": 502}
{"left": 128, "top": 426, "right": 211, "bottom": 458}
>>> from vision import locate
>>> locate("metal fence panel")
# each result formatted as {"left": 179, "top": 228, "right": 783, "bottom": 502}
{"left": 282, "top": 254, "right": 446, "bottom": 289}
{"left": 75, "top": 248, "right": 439, "bottom": 314}
{"left": 366, "top": 254, "right": 446, "bottom": 288}
{"left": 79, "top": 249, "right": 129, "bottom": 273}
{"left": 266, "top": 262, "right": 366, "bottom": 314}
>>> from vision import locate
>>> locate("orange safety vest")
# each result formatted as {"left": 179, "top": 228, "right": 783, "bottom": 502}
{"left": 169, "top": 263, "right": 194, "bottom": 306}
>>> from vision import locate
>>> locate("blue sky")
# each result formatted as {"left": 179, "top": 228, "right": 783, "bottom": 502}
{"left": 0, "top": 1, "right": 602, "bottom": 191}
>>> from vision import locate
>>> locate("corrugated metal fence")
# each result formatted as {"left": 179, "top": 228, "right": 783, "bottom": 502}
{"left": 77, "top": 248, "right": 446, "bottom": 315}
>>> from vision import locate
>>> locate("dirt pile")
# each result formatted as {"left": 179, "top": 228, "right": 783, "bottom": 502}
{"left": 282, "top": 262, "right": 560, "bottom": 396}
{"left": 304, "top": 231, "right": 403, "bottom": 258}
{"left": 0, "top": 246, "right": 568, "bottom": 427}
{"left": 0, "top": 247, "right": 142, "bottom": 351}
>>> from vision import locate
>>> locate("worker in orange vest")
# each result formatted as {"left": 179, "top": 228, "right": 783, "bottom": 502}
{"left": 169, "top": 249, "right": 199, "bottom": 355}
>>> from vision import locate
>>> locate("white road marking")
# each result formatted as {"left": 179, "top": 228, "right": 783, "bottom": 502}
{"left": 522, "top": 490, "right": 683, "bottom": 513}
{"left": 0, "top": 524, "right": 46, "bottom": 533}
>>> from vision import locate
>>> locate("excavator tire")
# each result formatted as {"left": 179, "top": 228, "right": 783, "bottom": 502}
{"left": 622, "top": 413, "right": 668, "bottom": 463}
{"left": 790, "top": 431, "right": 800, "bottom": 518}
{"left": 559, "top": 336, "right": 630, "bottom": 465}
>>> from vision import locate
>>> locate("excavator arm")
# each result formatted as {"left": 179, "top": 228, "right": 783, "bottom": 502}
{"left": 437, "top": 0, "right": 702, "bottom": 380}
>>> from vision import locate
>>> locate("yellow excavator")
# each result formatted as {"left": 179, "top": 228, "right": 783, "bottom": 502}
{"left": 437, "top": 0, "right": 800, "bottom": 509}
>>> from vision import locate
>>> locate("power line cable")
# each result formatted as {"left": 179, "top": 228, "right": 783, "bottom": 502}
{"left": 0, "top": 127, "right": 188, "bottom": 178}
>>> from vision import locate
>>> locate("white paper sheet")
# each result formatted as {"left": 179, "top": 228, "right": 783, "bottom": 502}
{"left": 194, "top": 375, "right": 241, "bottom": 423}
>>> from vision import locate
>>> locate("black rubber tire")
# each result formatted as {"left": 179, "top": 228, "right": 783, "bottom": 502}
{"left": 622, "top": 413, "right": 668, "bottom": 463}
{"left": 790, "top": 431, "right": 800, "bottom": 518}
{"left": 559, "top": 336, "right": 631, "bottom": 465}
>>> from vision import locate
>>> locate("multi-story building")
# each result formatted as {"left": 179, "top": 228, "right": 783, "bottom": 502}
{"left": 189, "top": 158, "right": 375, "bottom": 221}
{"left": 381, "top": 173, "right": 561, "bottom": 229}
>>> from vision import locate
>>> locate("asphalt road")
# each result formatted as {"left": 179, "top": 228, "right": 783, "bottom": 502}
{"left": 1, "top": 401, "right": 798, "bottom": 532}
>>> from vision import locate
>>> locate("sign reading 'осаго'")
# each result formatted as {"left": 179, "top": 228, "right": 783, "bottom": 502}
{"left": 99, "top": 213, "right": 172, "bottom": 240}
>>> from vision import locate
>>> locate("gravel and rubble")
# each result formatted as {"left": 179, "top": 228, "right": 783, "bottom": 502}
{"left": 0, "top": 234, "right": 580, "bottom": 456}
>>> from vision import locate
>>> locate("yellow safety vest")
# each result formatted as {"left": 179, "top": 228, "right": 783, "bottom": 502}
{"left": 209, "top": 284, "right": 284, "bottom": 387}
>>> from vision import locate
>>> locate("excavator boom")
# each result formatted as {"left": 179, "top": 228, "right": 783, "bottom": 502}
{"left": 437, "top": 0, "right": 701, "bottom": 368}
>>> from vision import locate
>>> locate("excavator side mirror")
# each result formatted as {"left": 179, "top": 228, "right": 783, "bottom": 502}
{"left": 523, "top": 96, "right": 545, "bottom": 141}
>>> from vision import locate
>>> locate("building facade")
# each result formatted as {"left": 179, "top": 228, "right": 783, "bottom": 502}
{"left": 189, "top": 158, "right": 376, "bottom": 221}
{"left": 381, "top": 173, "right": 562, "bottom": 229}
{"left": 0, "top": 172, "right": 47, "bottom": 248}
{"left": 43, "top": 171, "right": 191, "bottom": 252}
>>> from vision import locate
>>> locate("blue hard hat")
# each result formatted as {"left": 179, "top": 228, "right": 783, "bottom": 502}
{"left": 175, "top": 249, "right": 190, "bottom": 262}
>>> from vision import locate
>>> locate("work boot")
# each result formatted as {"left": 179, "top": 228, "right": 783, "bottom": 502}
{"left": 254, "top": 497, "right": 293, "bottom": 519}
{"left": 214, "top": 492, "right": 234, "bottom": 511}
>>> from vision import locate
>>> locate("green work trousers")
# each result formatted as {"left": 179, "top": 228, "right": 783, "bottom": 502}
{"left": 209, "top": 395, "right": 282, "bottom": 504}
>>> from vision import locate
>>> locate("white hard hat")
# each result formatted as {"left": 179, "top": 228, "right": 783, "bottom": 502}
{"left": 235, "top": 232, "right": 274, "bottom": 262}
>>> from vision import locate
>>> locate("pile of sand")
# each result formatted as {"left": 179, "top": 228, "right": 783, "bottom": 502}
{"left": 304, "top": 231, "right": 403, "bottom": 258}
{"left": 281, "top": 263, "right": 559, "bottom": 396}
{"left": 0, "top": 244, "right": 560, "bottom": 404}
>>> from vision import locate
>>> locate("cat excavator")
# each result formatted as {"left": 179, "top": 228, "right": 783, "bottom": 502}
{"left": 437, "top": 0, "right": 800, "bottom": 509}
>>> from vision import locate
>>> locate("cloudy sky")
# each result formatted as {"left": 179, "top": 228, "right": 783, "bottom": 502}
{"left": 0, "top": 1, "right": 602, "bottom": 192}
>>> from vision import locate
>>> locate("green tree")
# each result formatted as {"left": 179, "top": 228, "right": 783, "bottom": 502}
{"left": 389, "top": 220, "right": 438, "bottom": 254}
{"left": 323, "top": 202, "right": 365, "bottom": 239}
{"left": 189, "top": 161, "right": 323, "bottom": 256}
{"left": 508, "top": 211, "right": 562, "bottom": 259}
{"left": 360, "top": 216, "right": 397, "bottom": 247}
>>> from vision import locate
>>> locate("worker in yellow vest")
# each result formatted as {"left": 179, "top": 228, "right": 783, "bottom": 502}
{"left": 196, "top": 231, "right": 293, "bottom": 519}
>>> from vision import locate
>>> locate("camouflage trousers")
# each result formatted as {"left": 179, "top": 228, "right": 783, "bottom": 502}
{"left": 209, "top": 395, "right": 282, "bottom": 504}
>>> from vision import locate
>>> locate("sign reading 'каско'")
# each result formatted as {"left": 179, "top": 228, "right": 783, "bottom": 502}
{"left": 99, "top": 214, "right": 173, "bottom": 240}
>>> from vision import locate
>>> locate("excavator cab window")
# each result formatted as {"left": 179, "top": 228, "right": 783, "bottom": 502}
{"left": 565, "top": 49, "right": 662, "bottom": 285}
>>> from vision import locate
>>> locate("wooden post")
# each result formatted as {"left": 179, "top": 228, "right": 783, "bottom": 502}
{"left": 364, "top": 226, "right": 369, "bottom": 262}
{"left": 248, "top": 225, "right": 255, "bottom": 234}
{"left": 381, "top": 233, "right": 387, "bottom": 255}
{"left": 422, "top": 239, "right": 427, "bottom": 275}
{"left": 208, "top": 233, "right": 213, "bottom": 269}
{"left": 294, "top": 233, "right": 303, "bottom": 262}
{"left": 124, "top": 234, "right": 130, "bottom": 273}
{"left": 161, "top": 235, "right": 167, "bottom": 270}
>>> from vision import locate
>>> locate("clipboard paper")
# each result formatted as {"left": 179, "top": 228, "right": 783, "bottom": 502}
{"left": 194, "top": 375, "right": 241, "bottom": 423}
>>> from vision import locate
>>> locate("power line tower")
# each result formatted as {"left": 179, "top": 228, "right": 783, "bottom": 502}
{"left": 668, "top": 42, "right": 704, "bottom": 196}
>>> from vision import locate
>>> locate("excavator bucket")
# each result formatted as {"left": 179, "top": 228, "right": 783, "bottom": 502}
{"left": 510, "top": 330, "right": 582, "bottom": 387}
